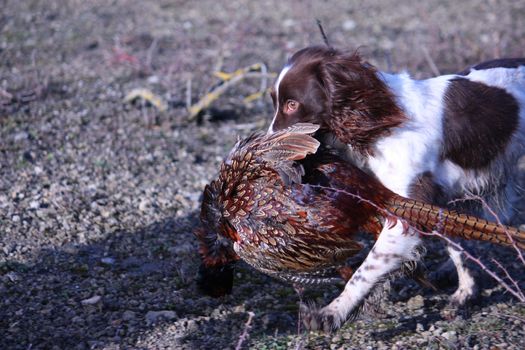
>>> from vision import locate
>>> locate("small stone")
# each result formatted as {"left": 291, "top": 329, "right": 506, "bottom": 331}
{"left": 29, "top": 200, "right": 39, "bottom": 209}
{"left": 406, "top": 295, "right": 424, "bottom": 310}
{"left": 145, "top": 310, "right": 177, "bottom": 324}
{"left": 331, "top": 334, "right": 341, "bottom": 343}
{"left": 14, "top": 132, "right": 28, "bottom": 141}
{"left": 186, "top": 319, "right": 198, "bottom": 332}
{"left": 72, "top": 316, "right": 84, "bottom": 324}
{"left": 122, "top": 310, "right": 136, "bottom": 321}
{"left": 100, "top": 257, "right": 115, "bottom": 265}
{"left": 433, "top": 327, "right": 443, "bottom": 336}
{"left": 442, "top": 331, "right": 457, "bottom": 343}
{"left": 147, "top": 75, "right": 159, "bottom": 84}
{"left": 138, "top": 199, "right": 149, "bottom": 212}
{"left": 211, "top": 308, "right": 223, "bottom": 318}
{"left": 81, "top": 295, "right": 102, "bottom": 305}
{"left": 233, "top": 305, "right": 245, "bottom": 313}
{"left": 342, "top": 19, "right": 356, "bottom": 31}
{"left": 283, "top": 18, "right": 295, "bottom": 28}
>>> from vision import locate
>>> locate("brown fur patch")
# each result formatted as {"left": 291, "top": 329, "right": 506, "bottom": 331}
{"left": 442, "top": 78, "right": 519, "bottom": 169}
{"left": 407, "top": 171, "right": 446, "bottom": 205}
{"left": 458, "top": 58, "right": 525, "bottom": 75}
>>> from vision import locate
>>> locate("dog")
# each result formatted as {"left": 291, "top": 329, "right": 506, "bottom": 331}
{"left": 268, "top": 45, "right": 525, "bottom": 330}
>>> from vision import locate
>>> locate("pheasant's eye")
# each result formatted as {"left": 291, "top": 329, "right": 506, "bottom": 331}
{"left": 285, "top": 99, "right": 299, "bottom": 113}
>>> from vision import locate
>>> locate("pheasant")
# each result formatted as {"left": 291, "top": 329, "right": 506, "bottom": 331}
{"left": 195, "top": 123, "right": 525, "bottom": 328}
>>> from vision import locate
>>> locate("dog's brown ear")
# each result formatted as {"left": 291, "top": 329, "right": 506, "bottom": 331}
{"left": 317, "top": 52, "right": 406, "bottom": 155}
{"left": 319, "top": 51, "right": 368, "bottom": 89}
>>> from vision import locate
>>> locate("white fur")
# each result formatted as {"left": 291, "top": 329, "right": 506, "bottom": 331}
{"left": 447, "top": 245, "right": 477, "bottom": 305}
{"left": 306, "top": 221, "right": 421, "bottom": 330}
{"left": 268, "top": 65, "right": 292, "bottom": 133}
{"left": 295, "top": 64, "right": 525, "bottom": 330}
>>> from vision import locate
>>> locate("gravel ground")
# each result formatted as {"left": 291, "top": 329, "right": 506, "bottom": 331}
{"left": 1, "top": 0, "right": 525, "bottom": 349}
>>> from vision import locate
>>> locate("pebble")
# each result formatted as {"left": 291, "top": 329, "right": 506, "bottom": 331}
{"left": 186, "top": 319, "right": 198, "bottom": 332}
{"left": 147, "top": 75, "right": 159, "bottom": 84}
{"left": 72, "top": 316, "right": 84, "bottom": 324}
{"left": 342, "top": 19, "right": 356, "bottom": 31}
{"left": 406, "top": 295, "right": 424, "bottom": 310}
{"left": 442, "top": 331, "right": 457, "bottom": 343}
{"left": 81, "top": 295, "right": 102, "bottom": 305}
{"left": 100, "top": 257, "right": 115, "bottom": 265}
{"left": 138, "top": 199, "right": 149, "bottom": 212}
{"left": 233, "top": 305, "right": 245, "bottom": 313}
{"left": 145, "top": 310, "right": 177, "bottom": 325}
{"left": 122, "top": 310, "right": 136, "bottom": 321}
{"left": 432, "top": 327, "right": 443, "bottom": 336}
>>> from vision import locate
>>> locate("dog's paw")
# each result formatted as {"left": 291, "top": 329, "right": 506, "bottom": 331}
{"left": 449, "top": 283, "right": 478, "bottom": 307}
{"left": 441, "top": 284, "right": 478, "bottom": 320}
{"left": 299, "top": 303, "right": 344, "bottom": 333}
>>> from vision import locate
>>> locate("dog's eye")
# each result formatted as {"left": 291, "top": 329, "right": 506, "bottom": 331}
{"left": 285, "top": 100, "right": 299, "bottom": 113}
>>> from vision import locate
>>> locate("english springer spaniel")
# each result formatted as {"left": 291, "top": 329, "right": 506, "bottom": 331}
{"left": 269, "top": 46, "right": 525, "bottom": 331}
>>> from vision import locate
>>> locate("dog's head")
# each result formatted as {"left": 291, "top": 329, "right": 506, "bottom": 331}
{"left": 268, "top": 46, "right": 334, "bottom": 132}
{"left": 269, "top": 46, "right": 405, "bottom": 154}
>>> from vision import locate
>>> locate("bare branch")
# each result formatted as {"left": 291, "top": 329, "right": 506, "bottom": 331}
{"left": 235, "top": 311, "right": 255, "bottom": 350}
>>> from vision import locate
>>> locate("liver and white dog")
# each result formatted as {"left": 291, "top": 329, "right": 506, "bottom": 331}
{"left": 268, "top": 45, "right": 525, "bottom": 331}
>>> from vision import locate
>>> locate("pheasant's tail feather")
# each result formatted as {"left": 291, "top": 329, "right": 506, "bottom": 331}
{"left": 389, "top": 196, "right": 525, "bottom": 250}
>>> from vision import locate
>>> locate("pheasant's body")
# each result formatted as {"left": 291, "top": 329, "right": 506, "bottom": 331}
{"left": 196, "top": 124, "right": 525, "bottom": 318}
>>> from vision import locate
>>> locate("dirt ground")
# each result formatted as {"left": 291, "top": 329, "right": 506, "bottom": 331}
{"left": 1, "top": 0, "right": 525, "bottom": 349}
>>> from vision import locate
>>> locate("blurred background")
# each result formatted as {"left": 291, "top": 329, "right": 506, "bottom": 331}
{"left": 1, "top": 1, "right": 524, "bottom": 349}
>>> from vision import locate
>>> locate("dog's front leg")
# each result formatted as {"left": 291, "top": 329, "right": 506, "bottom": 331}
{"left": 301, "top": 221, "right": 421, "bottom": 332}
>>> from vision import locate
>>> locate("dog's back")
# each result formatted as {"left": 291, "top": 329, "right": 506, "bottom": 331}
{"left": 419, "top": 60, "right": 525, "bottom": 222}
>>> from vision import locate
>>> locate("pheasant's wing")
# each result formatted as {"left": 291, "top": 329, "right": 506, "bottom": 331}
{"left": 258, "top": 123, "right": 320, "bottom": 185}
{"left": 258, "top": 123, "right": 321, "bottom": 162}
{"left": 224, "top": 123, "right": 320, "bottom": 185}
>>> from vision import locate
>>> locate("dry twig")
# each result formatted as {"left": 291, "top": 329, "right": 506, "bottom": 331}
{"left": 235, "top": 311, "right": 255, "bottom": 350}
